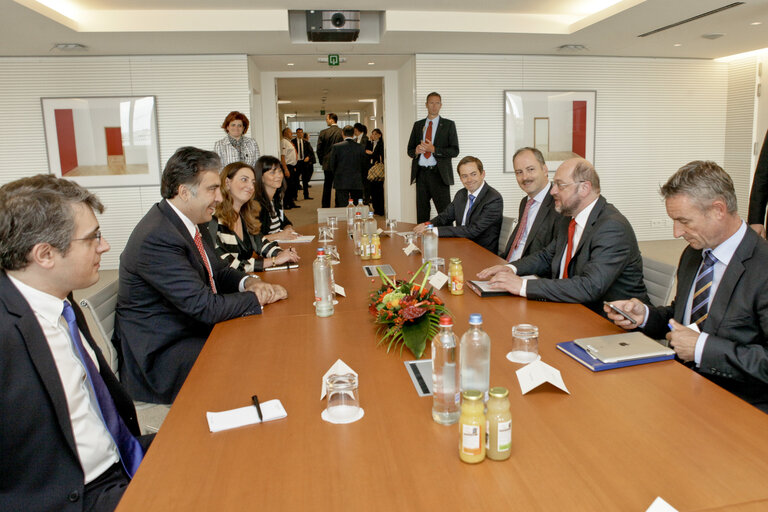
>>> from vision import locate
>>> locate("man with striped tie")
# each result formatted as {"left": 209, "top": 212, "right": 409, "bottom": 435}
{"left": 606, "top": 161, "right": 768, "bottom": 413}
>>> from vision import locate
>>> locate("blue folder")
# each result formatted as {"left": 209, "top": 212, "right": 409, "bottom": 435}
{"left": 556, "top": 341, "right": 674, "bottom": 372}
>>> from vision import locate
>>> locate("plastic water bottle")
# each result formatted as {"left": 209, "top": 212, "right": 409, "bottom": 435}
{"left": 460, "top": 313, "right": 491, "bottom": 401}
{"left": 432, "top": 315, "right": 460, "bottom": 424}
{"left": 422, "top": 223, "right": 438, "bottom": 263}
{"left": 365, "top": 211, "right": 377, "bottom": 235}
{"left": 356, "top": 198, "right": 367, "bottom": 219}
{"left": 346, "top": 198, "right": 355, "bottom": 236}
{"left": 352, "top": 211, "right": 364, "bottom": 255}
{"left": 313, "top": 248, "right": 334, "bottom": 317}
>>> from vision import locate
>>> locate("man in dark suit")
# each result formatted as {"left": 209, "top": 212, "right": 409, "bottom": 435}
{"left": 407, "top": 92, "right": 460, "bottom": 223}
{"left": 501, "top": 147, "right": 561, "bottom": 261}
{"left": 747, "top": 129, "right": 768, "bottom": 238}
{"left": 329, "top": 125, "right": 368, "bottom": 207}
{"left": 414, "top": 156, "right": 503, "bottom": 253}
{"left": 316, "top": 113, "right": 344, "bottom": 207}
{"left": 114, "top": 147, "right": 287, "bottom": 405}
{"left": 478, "top": 158, "right": 649, "bottom": 315}
{"left": 0, "top": 174, "right": 151, "bottom": 512}
{"left": 606, "top": 161, "right": 768, "bottom": 413}
{"left": 292, "top": 127, "right": 316, "bottom": 200}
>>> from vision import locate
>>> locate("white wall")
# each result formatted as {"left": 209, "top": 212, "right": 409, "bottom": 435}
{"left": 725, "top": 56, "right": 758, "bottom": 220}
{"left": 0, "top": 55, "right": 251, "bottom": 269}
{"left": 413, "top": 54, "right": 734, "bottom": 240}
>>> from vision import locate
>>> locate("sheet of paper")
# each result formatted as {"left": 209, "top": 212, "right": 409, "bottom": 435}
{"left": 429, "top": 270, "right": 449, "bottom": 290}
{"left": 206, "top": 399, "right": 287, "bottom": 432}
{"left": 404, "top": 243, "right": 418, "bottom": 255}
{"left": 377, "top": 228, "right": 384, "bottom": 234}
{"left": 515, "top": 360, "right": 569, "bottom": 395}
{"left": 645, "top": 497, "right": 679, "bottom": 512}
{"left": 321, "top": 359, "right": 357, "bottom": 399}
{"left": 334, "top": 283, "right": 346, "bottom": 297}
{"left": 278, "top": 235, "right": 315, "bottom": 243}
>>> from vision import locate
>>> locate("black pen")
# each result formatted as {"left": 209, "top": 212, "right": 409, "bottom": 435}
{"left": 251, "top": 395, "right": 263, "bottom": 422}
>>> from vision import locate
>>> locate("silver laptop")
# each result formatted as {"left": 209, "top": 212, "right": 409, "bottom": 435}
{"left": 574, "top": 331, "right": 674, "bottom": 363}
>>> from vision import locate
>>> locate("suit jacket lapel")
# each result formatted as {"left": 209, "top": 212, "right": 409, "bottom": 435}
{"left": 465, "top": 186, "right": 487, "bottom": 224}
{"left": 572, "top": 196, "right": 605, "bottom": 259}
{"left": 674, "top": 249, "right": 701, "bottom": 321}
{"left": 706, "top": 230, "right": 755, "bottom": 332}
{"left": 524, "top": 193, "right": 553, "bottom": 252}
{"left": 158, "top": 200, "right": 209, "bottom": 284}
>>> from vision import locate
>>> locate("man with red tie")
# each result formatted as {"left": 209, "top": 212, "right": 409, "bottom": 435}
{"left": 478, "top": 158, "right": 648, "bottom": 316}
{"left": 500, "top": 147, "right": 561, "bottom": 261}
{"left": 407, "top": 92, "right": 460, "bottom": 223}
{"left": 114, "top": 147, "right": 287, "bottom": 405}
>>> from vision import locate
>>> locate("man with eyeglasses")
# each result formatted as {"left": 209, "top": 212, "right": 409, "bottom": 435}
{"left": 500, "top": 147, "right": 561, "bottom": 261}
{"left": 606, "top": 161, "right": 768, "bottom": 413}
{"left": 0, "top": 174, "right": 153, "bottom": 511}
{"left": 478, "top": 157, "right": 648, "bottom": 316}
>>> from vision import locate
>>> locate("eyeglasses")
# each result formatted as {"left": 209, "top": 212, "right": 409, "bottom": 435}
{"left": 551, "top": 180, "right": 584, "bottom": 190}
{"left": 72, "top": 231, "right": 103, "bottom": 244}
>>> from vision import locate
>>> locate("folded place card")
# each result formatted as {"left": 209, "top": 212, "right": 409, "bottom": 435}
{"left": 516, "top": 360, "right": 569, "bottom": 395}
{"left": 645, "top": 497, "right": 679, "bottom": 512}
{"left": 206, "top": 399, "right": 287, "bottom": 432}
{"left": 428, "top": 270, "right": 449, "bottom": 290}
{"left": 321, "top": 359, "right": 357, "bottom": 399}
{"left": 404, "top": 243, "right": 419, "bottom": 256}
{"left": 334, "top": 283, "right": 346, "bottom": 297}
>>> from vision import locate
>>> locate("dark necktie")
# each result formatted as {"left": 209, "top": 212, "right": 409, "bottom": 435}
{"left": 507, "top": 198, "right": 533, "bottom": 261}
{"left": 690, "top": 250, "right": 717, "bottom": 326}
{"left": 424, "top": 120, "right": 433, "bottom": 159}
{"left": 562, "top": 219, "right": 577, "bottom": 279}
{"left": 463, "top": 194, "right": 476, "bottom": 225}
{"left": 62, "top": 301, "right": 143, "bottom": 478}
{"left": 194, "top": 228, "right": 217, "bottom": 293}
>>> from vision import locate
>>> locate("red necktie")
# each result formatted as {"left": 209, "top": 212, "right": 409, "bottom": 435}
{"left": 562, "top": 219, "right": 576, "bottom": 279}
{"left": 424, "top": 120, "right": 433, "bottom": 159}
{"left": 194, "top": 229, "right": 217, "bottom": 293}
{"left": 507, "top": 198, "right": 533, "bottom": 261}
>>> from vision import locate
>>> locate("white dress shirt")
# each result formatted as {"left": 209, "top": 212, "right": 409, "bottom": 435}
{"left": 461, "top": 182, "right": 485, "bottom": 226}
{"left": 281, "top": 138, "right": 297, "bottom": 166}
{"left": 508, "top": 183, "right": 552, "bottom": 262}
{"left": 418, "top": 115, "right": 440, "bottom": 167}
{"left": 8, "top": 275, "right": 118, "bottom": 484}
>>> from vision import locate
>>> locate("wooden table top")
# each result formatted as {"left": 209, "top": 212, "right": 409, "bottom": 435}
{"left": 117, "top": 223, "right": 768, "bottom": 512}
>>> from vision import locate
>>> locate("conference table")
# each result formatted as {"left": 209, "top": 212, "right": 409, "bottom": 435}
{"left": 116, "top": 222, "right": 768, "bottom": 512}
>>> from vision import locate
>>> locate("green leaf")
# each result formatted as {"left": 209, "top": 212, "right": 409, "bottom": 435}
{"left": 401, "top": 318, "right": 431, "bottom": 359}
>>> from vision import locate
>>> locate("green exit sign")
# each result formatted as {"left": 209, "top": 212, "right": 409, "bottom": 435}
{"left": 328, "top": 54, "right": 340, "bottom": 66}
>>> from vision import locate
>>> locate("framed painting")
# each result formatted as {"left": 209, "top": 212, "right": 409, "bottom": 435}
{"left": 504, "top": 90, "right": 596, "bottom": 173}
{"left": 41, "top": 96, "right": 161, "bottom": 188}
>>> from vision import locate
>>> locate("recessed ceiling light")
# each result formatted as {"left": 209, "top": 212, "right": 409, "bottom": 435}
{"left": 674, "top": 43, "right": 682, "bottom": 47}
{"left": 52, "top": 43, "right": 87, "bottom": 51}
{"left": 277, "top": 100, "right": 292, "bottom": 104}
{"left": 751, "top": 21, "right": 762, "bottom": 26}
{"left": 557, "top": 44, "right": 588, "bottom": 52}
{"left": 287, "top": 63, "right": 295, "bottom": 66}
{"left": 701, "top": 33, "right": 725, "bottom": 40}
{"left": 367, "top": 62, "right": 375, "bottom": 66}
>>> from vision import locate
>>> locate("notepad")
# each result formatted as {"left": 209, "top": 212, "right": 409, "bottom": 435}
{"left": 206, "top": 399, "right": 287, "bottom": 432}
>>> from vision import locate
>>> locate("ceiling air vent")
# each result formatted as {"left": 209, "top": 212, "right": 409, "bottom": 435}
{"left": 638, "top": 2, "right": 744, "bottom": 37}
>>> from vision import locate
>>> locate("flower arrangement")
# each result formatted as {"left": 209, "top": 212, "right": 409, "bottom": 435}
{"left": 368, "top": 261, "right": 450, "bottom": 358}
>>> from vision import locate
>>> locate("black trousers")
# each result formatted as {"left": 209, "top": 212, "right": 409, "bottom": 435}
{"left": 322, "top": 169, "right": 334, "bottom": 208}
{"left": 284, "top": 164, "right": 298, "bottom": 206}
{"left": 369, "top": 179, "right": 385, "bottom": 216}
{"left": 334, "top": 188, "right": 363, "bottom": 207}
{"left": 415, "top": 166, "right": 450, "bottom": 223}
{"left": 297, "top": 161, "right": 314, "bottom": 198}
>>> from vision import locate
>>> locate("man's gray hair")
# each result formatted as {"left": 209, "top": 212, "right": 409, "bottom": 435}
{"left": 0, "top": 174, "right": 104, "bottom": 270}
{"left": 513, "top": 147, "right": 546, "bottom": 167}
{"left": 660, "top": 160, "right": 737, "bottom": 213}
{"left": 572, "top": 159, "right": 600, "bottom": 193}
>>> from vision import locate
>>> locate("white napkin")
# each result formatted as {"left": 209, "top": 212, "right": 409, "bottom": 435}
{"left": 206, "top": 399, "right": 287, "bottom": 432}
{"left": 321, "top": 359, "right": 357, "bottom": 399}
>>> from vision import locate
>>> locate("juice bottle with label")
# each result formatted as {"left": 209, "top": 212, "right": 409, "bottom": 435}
{"left": 486, "top": 387, "right": 512, "bottom": 461}
{"left": 458, "top": 390, "right": 486, "bottom": 463}
{"left": 449, "top": 257, "right": 464, "bottom": 295}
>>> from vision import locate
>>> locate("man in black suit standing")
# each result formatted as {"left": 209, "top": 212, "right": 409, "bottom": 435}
{"left": 747, "top": 129, "right": 768, "bottom": 238}
{"left": 329, "top": 125, "right": 368, "bottom": 207}
{"left": 414, "top": 156, "right": 503, "bottom": 253}
{"left": 0, "top": 174, "right": 151, "bottom": 512}
{"left": 501, "top": 147, "right": 561, "bottom": 261}
{"left": 292, "top": 127, "right": 316, "bottom": 200}
{"left": 114, "top": 147, "right": 287, "bottom": 405}
{"left": 478, "top": 158, "right": 649, "bottom": 316}
{"left": 316, "top": 113, "right": 344, "bottom": 207}
{"left": 407, "top": 92, "right": 460, "bottom": 223}
{"left": 606, "top": 161, "right": 768, "bottom": 413}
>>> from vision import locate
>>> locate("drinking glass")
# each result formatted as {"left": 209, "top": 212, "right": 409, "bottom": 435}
{"left": 385, "top": 218, "right": 398, "bottom": 234}
{"left": 318, "top": 224, "right": 333, "bottom": 243}
{"left": 327, "top": 216, "right": 338, "bottom": 231}
{"left": 325, "top": 373, "right": 360, "bottom": 423}
{"left": 324, "top": 244, "right": 341, "bottom": 265}
{"left": 507, "top": 324, "right": 539, "bottom": 364}
{"left": 427, "top": 257, "right": 445, "bottom": 276}
{"left": 403, "top": 233, "right": 417, "bottom": 246}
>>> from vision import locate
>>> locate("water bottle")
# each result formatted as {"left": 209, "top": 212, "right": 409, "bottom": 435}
{"left": 422, "top": 223, "right": 438, "bottom": 263}
{"left": 313, "top": 248, "right": 334, "bottom": 317}
{"left": 365, "top": 211, "right": 377, "bottom": 235}
{"left": 460, "top": 313, "right": 491, "bottom": 401}
{"left": 352, "top": 211, "right": 364, "bottom": 255}
{"left": 432, "top": 315, "right": 460, "bottom": 425}
{"left": 346, "top": 198, "right": 355, "bottom": 236}
{"left": 356, "top": 198, "right": 367, "bottom": 219}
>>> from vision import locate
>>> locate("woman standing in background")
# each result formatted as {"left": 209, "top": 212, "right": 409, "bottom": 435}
{"left": 214, "top": 111, "right": 261, "bottom": 167}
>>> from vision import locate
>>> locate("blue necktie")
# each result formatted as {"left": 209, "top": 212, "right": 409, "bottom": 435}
{"left": 62, "top": 301, "right": 144, "bottom": 478}
{"left": 690, "top": 250, "right": 717, "bottom": 327}
{"left": 464, "top": 194, "right": 476, "bottom": 225}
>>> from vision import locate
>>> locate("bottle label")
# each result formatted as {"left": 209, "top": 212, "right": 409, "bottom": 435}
{"left": 461, "top": 424, "right": 481, "bottom": 454}
{"left": 497, "top": 420, "right": 512, "bottom": 451}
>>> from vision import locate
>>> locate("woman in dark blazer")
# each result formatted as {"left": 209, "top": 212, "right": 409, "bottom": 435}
{"left": 253, "top": 156, "right": 300, "bottom": 241}
{"left": 365, "top": 128, "right": 385, "bottom": 216}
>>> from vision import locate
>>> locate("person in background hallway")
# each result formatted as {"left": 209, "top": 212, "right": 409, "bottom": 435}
{"left": 500, "top": 147, "right": 561, "bottom": 261}
{"left": 407, "top": 92, "right": 460, "bottom": 223}
{"left": 747, "top": 129, "right": 768, "bottom": 238}
{"left": 316, "top": 113, "right": 344, "bottom": 208}
{"left": 606, "top": 161, "right": 768, "bottom": 413}
{"left": 114, "top": 147, "right": 287, "bottom": 405}
{"left": 293, "top": 127, "right": 316, "bottom": 201}
{"left": 213, "top": 111, "right": 260, "bottom": 167}
{"left": 414, "top": 156, "right": 503, "bottom": 253}
{"left": 254, "top": 155, "right": 300, "bottom": 242}
{"left": 330, "top": 125, "right": 367, "bottom": 207}
{"left": 355, "top": 123, "right": 371, "bottom": 203}
{"left": 0, "top": 174, "right": 153, "bottom": 512}
{"left": 206, "top": 162, "right": 300, "bottom": 272}
{"left": 279, "top": 127, "right": 299, "bottom": 210}
{"left": 366, "top": 128, "right": 385, "bottom": 216}
{"left": 478, "top": 158, "right": 649, "bottom": 316}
